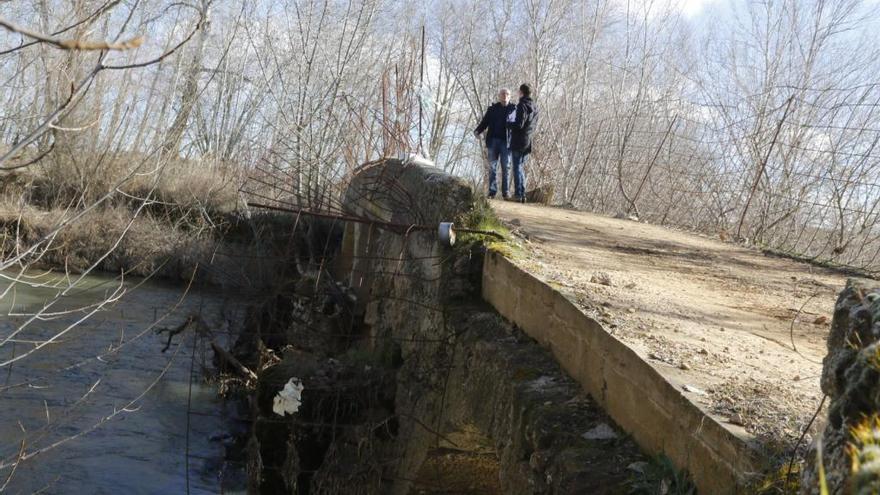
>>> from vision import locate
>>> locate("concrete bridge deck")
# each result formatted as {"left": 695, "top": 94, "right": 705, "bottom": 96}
{"left": 486, "top": 200, "right": 854, "bottom": 491}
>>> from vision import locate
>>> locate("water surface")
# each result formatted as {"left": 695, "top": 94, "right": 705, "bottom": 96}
{"left": 0, "top": 270, "right": 247, "bottom": 494}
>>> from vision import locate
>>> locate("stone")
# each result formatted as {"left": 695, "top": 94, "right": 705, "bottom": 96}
{"left": 525, "top": 185, "right": 554, "bottom": 205}
{"left": 591, "top": 272, "right": 613, "bottom": 286}
{"left": 613, "top": 212, "right": 639, "bottom": 222}
{"left": 801, "top": 280, "right": 880, "bottom": 494}
{"left": 727, "top": 413, "right": 745, "bottom": 426}
{"left": 582, "top": 423, "right": 618, "bottom": 441}
{"left": 682, "top": 384, "right": 706, "bottom": 396}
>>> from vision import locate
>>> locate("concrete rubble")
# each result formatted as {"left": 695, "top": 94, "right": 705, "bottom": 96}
{"left": 802, "top": 279, "right": 880, "bottom": 494}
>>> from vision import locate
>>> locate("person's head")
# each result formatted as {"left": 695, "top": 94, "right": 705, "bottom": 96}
{"left": 519, "top": 83, "right": 532, "bottom": 98}
{"left": 498, "top": 88, "right": 510, "bottom": 105}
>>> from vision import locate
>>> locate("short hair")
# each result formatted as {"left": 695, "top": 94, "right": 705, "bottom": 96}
{"left": 519, "top": 84, "right": 532, "bottom": 97}
{"left": 499, "top": 87, "right": 510, "bottom": 95}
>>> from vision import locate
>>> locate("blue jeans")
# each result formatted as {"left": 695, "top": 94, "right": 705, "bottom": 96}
{"left": 511, "top": 150, "right": 528, "bottom": 199}
{"left": 486, "top": 137, "right": 510, "bottom": 197}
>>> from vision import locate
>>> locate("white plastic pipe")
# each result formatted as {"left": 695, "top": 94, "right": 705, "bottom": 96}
{"left": 438, "top": 222, "right": 455, "bottom": 246}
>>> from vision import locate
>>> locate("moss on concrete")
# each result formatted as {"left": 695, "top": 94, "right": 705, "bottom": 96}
{"left": 849, "top": 415, "right": 880, "bottom": 494}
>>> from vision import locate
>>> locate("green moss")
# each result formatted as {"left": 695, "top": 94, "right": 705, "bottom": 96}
{"left": 458, "top": 198, "right": 508, "bottom": 237}
{"left": 456, "top": 197, "right": 527, "bottom": 258}
{"left": 848, "top": 415, "right": 880, "bottom": 495}
{"left": 548, "top": 281, "right": 566, "bottom": 290}
{"left": 751, "top": 463, "right": 801, "bottom": 494}
{"left": 868, "top": 345, "right": 880, "bottom": 371}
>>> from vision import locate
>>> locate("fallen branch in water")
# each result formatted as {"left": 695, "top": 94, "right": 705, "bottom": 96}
{"left": 211, "top": 341, "right": 257, "bottom": 382}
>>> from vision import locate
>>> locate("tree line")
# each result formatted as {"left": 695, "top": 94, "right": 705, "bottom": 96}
{"left": 2, "top": 0, "right": 880, "bottom": 271}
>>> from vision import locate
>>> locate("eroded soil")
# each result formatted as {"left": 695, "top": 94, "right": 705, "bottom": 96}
{"left": 492, "top": 200, "right": 856, "bottom": 460}
{"left": 413, "top": 449, "right": 503, "bottom": 495}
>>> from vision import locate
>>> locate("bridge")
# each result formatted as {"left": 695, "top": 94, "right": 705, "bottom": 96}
{"left": 244, "top": 157, "right": 862, "bottom": 494}
{"left": 485, "top": 200, "right": 849, "bottom": 492}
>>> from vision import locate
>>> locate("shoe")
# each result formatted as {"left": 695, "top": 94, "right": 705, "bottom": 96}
{"left": 488, "top": 193, "right": 496, "bottom": 200}
{"left": 519, "top": 196, "right": 526, "bottom": 204}
{"left": 502, "top": 195, "right": 511, "bottom": 201}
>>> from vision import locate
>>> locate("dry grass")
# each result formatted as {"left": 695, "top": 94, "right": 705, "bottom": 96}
{"left": 0, "top": 203, "right": 216, "bottom": 280}
{"left": 6, "top": 151, "right": 242, "bottom": 214}
{"left": 0, "top": 151, "right": 247, "bottom": 281}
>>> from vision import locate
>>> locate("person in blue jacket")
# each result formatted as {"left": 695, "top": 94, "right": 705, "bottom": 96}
{"left": 474, "top": 88, "right": 516, "bottom": 199}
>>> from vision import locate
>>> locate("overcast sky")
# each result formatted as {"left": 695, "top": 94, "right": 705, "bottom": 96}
{"left": 676, "top": 0, "right": 718, "bottom": 17}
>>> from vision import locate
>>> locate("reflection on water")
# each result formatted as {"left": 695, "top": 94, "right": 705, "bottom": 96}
{"left": 0, "top": 270, "right": 247, "bottom": 494}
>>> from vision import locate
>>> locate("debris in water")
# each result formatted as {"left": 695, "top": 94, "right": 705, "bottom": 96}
{"left": 582, "top": 423, "right": 618, "bottom": 441}
{"left": 273, "top": 378, "right": 305, "bottom": 416}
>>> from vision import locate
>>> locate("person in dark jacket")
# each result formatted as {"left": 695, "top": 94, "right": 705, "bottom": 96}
{"left": 507, "top": 83, "right": 538, "bottom": 203}
{"left": 474, "top": 88, "right": 516, "bottom": 199}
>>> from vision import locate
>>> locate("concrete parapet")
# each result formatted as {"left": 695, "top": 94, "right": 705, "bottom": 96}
{"left": 482, "top": 249, "right": 763, "bottom": 494}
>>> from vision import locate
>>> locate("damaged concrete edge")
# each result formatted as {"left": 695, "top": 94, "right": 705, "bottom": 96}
{"left": 481, "top": 249, "right": 764, "bottom": 494}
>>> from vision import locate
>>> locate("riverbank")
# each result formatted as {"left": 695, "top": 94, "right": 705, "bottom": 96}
{"left": 0, "top": 157, "right": 298, "bottom": 289}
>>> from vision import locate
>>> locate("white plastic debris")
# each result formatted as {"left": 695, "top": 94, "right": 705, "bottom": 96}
{"left": 273, "top": 378, "right": 304, "bottom": 416}
{"left": 582, "top": 423, "right": 618, "bottom": 441}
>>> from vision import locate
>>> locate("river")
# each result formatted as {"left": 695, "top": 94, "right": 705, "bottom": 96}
{"left": 0, "top": 270, "right": 248, "bottom": 494}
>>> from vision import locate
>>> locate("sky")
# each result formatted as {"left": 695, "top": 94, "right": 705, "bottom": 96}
{"left": 612, "top": 0, "right": 727, "bottom": 23}
{"left": 677, "top": 0, "right": 718, "bottom": 17}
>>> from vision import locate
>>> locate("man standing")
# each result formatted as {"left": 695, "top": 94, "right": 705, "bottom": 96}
{"left": 508, "top": 83, "right": 538, "bottom": 203}
{"left": 474, "top": 88, "right": 516, "bottom": 199}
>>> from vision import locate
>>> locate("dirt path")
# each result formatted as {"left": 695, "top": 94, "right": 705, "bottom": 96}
{"left": 492, "top": 201, "right": 857, "bottom": 459}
